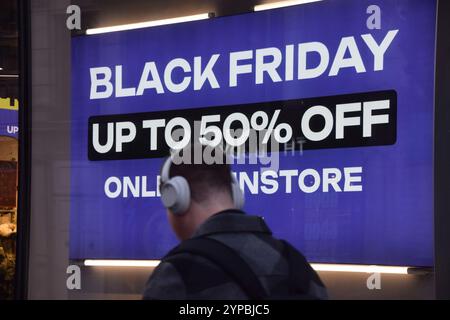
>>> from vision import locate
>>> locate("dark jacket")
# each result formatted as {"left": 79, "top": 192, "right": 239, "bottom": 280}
{"left": 143, "top": 210, "right": 328, "bottom": 300}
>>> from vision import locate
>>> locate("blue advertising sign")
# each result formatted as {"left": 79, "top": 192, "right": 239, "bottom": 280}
{"left": 71, "top": 0, "right": 436, "bottom": 266}
{"left": 0, "top": 98, "right": 19, "bottom": 139}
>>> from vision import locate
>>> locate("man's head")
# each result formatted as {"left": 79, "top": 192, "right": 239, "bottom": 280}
{"left": 159, "top": 152, "right": 242, "bottom": 240}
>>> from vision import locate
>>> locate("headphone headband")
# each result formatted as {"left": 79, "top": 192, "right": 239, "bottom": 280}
{"left": 160, "top": 156, "right": 173, "bottom": 183}
{"left": 159, "top": 155, "right": 244, "bottom": 215}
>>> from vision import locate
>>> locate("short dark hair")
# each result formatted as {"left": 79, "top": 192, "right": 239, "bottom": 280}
{"left": 168, "top": 161, "right": 233, "bottom": 203}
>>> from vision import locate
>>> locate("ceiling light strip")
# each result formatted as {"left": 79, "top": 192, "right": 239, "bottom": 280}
{"left": 84, "top": 259, "right": 413, "bottom": 274}
{"left": 86, "top": 13, "right": 211, "bottom": 35}
{"left": 254, "top": 0, "right": 322, "bottom": 12}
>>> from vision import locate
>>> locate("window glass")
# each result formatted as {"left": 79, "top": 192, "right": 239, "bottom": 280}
{"left": 0, "top": 0, "right": 18, "bottom": 300}
{"left": 28, "top": 0, "right": 436, "bottom": 299}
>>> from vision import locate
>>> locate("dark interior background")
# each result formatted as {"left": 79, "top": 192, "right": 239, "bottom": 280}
{"left": 0, "top": 0, "right": 18, "bottom": 99}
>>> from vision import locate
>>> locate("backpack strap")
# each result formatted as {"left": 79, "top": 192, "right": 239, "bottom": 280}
{"left": 279, "top": 240, "right": 327, "bottom": 299}
{"left": 166, "top": 237, "right": 268, "bottom": 300}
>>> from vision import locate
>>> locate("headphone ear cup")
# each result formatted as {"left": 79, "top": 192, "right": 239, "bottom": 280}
{"left": 231, "top": 182, "right": 245, "bottom": 210}
{"left": 160, "top": 176, "right": 191, "bottom": 215}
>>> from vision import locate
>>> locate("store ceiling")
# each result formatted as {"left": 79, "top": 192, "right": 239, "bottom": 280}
{"left": 78, "top": 0, "right": 260, "bottom": 29}
{"left": 0, "top": 0, "right": 275, "bottom": 74}
{"left": 0, "top": 0, "right": 285, "bottom": 74}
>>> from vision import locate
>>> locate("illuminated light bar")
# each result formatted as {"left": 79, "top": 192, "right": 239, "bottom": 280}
{"left": 254, "top": 0, "right": 322, "bottom": 11}
{"left": 85, "top": 13, "right": 212, "bottom": 35}
{"left": 84, "top": 260, "right": 160, "bottom": 267}
{"left": 84, "top": 259, "right": 413, "bottom": 274}
{"left": 311, "top": 264, "right": 410, "bottom": 274}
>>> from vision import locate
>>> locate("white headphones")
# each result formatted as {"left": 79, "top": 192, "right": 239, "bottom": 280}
{"left": 159, "top": 156, "right": 245, "bottom": 215}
